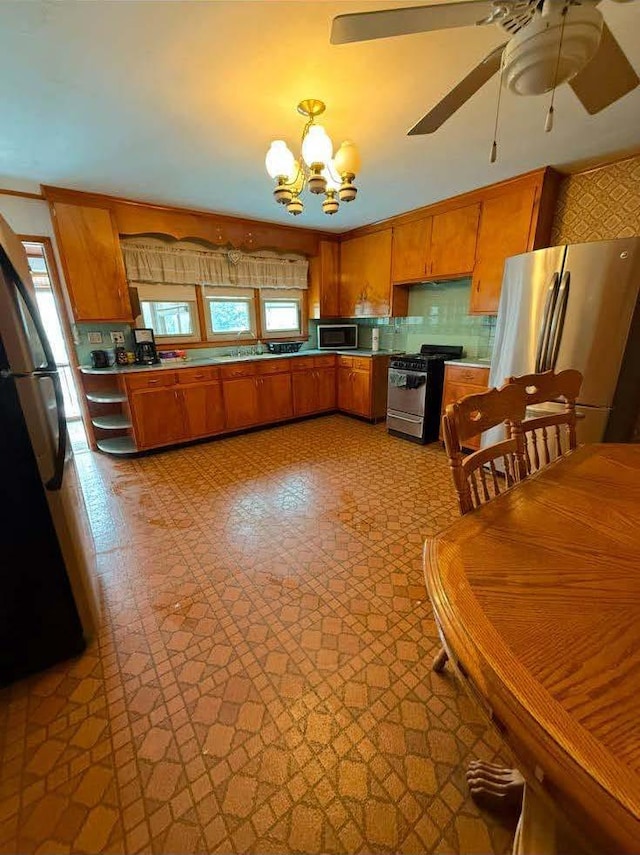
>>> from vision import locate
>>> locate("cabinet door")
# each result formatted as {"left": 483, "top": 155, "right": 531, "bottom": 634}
{"left": 258, "top": 372, "right": 293, "bottom": 423}
{"left": 316, "top": 368, "right": 337, "bottom": 412}
{"left": 337, "top": 367, "right": 354, "bottom": 412}
{"left": 340, "top": 230, "right": 392, "bottom": 318}
{"left": 180, "top": 382, "right": 225, "bottom": 439}
{"left": 223, "top": 377, "right": 260, "bottom": 430}
{"left": 51, "top": 202, "right": 131, "bottom": 322}
{"left": 470, "top": 186, "right": 537, "bottom": 314}
{"left": 309, "top": 241, "right": 340, "bottom": 319}
{"left": 130, "top": 388, "right": 185, "bottom": 449}
{"left": 430, "top": 204, "right": 480, "bottom": 278}
{"left": 350, "top": 369, "right": 372, "bottom": 417}
{"left": 391, "top": 218, "right": 432, "bottom": 283}
{"left": 292, "top": 369, "right": 317, "bottom": 416}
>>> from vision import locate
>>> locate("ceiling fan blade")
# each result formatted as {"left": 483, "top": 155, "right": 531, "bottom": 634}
{"left": 330, "top": 1, "right": 494, "bottom": 45}
{"left": 408, "top": 43, "right": 506, "bottom": 135}
{"left": 569, "top": 22, "right": 639, "bottom": 114}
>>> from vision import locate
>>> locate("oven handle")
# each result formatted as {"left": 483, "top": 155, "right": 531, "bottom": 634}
{"left": 387, "top": 413, "right": 423, "bottom": 423}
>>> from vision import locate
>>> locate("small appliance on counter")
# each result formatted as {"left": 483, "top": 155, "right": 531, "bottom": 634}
{"left": 133, "top": 328, "right": 160, "bottom": 365}
{"left": 266, "top": 342, "right": 303, "bottom": 354}
{"left": 387, "top": 344, "right": 464, "bottom": 444}
{"left": 90, "top": 349, "right": 110, "bottom": 369}
{"left": 317, "top": 324, "right": 358, "bottom": 350}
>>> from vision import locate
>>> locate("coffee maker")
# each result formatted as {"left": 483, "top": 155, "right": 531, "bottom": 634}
{"left": 133, "top": 328, "right": 160, "bottom": 365}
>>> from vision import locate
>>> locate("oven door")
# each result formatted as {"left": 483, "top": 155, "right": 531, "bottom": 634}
{"left": 387, "top": 369, "right": 427, "bottom": 416}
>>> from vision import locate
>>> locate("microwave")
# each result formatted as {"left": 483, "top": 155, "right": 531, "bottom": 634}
{"left": 317, "top": 324, "right": 358, "bottom": 350}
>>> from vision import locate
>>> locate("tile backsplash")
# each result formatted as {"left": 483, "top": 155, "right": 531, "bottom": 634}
{"left": 75, "top": 278, "right": 495, "bottom": 364}
{"left": 309, "top": 278, "right": 496, "bottom": 359}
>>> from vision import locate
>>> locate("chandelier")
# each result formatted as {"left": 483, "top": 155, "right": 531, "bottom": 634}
{"left": 265, "top": 99, "right": 361, "bottom": 216}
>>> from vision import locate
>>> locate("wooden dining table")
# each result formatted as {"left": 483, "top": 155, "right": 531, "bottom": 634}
{"left": 424, "top": 444, "right": 640, "bottom": 854}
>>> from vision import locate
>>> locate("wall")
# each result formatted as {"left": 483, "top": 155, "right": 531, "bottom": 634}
{"left": 551, "top": 154, "right": 640, "bottom": 245}
{"left": 310, "top": 280, "right": 496, "bottom": 359}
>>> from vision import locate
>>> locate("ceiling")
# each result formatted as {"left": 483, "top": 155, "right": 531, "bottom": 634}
{"left": 0, "top": 0, "right": 639, "bottom": 232}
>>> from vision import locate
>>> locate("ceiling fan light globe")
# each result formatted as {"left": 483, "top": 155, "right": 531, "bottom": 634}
{"left": 503, "top": 5, "right": 603, "bottom": 96}
{"left": 265, "top": 140, "right": 295, "bottom": 180}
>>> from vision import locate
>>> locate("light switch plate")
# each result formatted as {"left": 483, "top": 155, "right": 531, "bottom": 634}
{"left": 87, "top": 332, "right": 103, "bottom": 344}
{"left": 110, "top": 331, "right": 125, "bottom": 344}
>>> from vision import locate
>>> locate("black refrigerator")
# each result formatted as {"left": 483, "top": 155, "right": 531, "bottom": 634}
{"left": 0, "top": 213, "right": 98, "bottom": 686}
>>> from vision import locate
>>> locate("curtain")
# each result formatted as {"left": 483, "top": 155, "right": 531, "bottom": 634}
{"left": 121, "top": 237, "right": 308, "bottom": 290}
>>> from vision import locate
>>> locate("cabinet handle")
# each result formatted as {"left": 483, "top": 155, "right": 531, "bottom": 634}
{"left": 148, "top": 379, "right": 160, "bottom": 385}
{"left": 193, "top": 373, "right": 204, "bottom": 379}
{"left": 476, "top": 279, "right": 481, "bottom": 292}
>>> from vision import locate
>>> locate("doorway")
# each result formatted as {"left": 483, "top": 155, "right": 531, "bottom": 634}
{"left": 21, "top": 237, "right": 87, "bottom": 450}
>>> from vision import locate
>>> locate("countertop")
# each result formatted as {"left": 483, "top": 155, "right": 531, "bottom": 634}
{"left": 443, "top": 358, "right": 491, "bottom": 369}
{"left": 79, "top": 348, "right": 396, "bottom": 375}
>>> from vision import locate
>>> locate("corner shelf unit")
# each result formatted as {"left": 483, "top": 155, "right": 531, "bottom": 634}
{"left": 81, "top": 372, "right": 138, "bottom": 456}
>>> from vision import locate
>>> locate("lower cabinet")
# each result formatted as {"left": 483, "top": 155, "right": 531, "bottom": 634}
{"left": 181, "top": 382, "right": 225, "bottom": 439}
{"left": 222, "top": 377, "right": 260, "bottom": 430}
{"left": 292, "top": 358, "right": 337, "bottom": 416}
{"left": 441, "top": 363, "right": 490, "bottom": 450}
{"left": 337, "top": 356, "right": 389, "bottom": 420}
{"left": 257, "top": 372, "right": 293, "bottom": 423}
{"left": 129, "top": 387, "right": 186, "bottom": 449}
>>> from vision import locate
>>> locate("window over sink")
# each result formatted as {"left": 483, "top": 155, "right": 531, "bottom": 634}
{"left": 261, "top": 289, "right": 303, "bottom": 338}
{"left": 203, "top": 286, "right": 257, "bottom": 341}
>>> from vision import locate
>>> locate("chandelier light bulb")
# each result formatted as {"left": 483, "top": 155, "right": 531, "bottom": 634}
{"left": 334, "top": 140, "right": 361, "bottom": 179}
{"left": 322, "top": 166, "right": 341, "bottom": 193}
{"left": 301, "top": 124, "right": 333, "bottom": 169}
{"left": 265, "top": 140, "right": 295, "bottom": 180}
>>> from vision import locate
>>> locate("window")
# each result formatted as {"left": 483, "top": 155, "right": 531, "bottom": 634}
{"left": 260, "top": 289, "right": 303, "bottom": 339}
{"left": 136, "top": 284, "right": 200, "bottom": 341}
{"left": 204, "top": 287, "right": 257, "bottom": 340}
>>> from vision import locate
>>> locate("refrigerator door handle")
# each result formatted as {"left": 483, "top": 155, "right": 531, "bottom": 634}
{"left": 0, "top": 247, "right": 57, "bottom": 372}
{"left": 35, "top": 369, "right": 67, "bottom": 492}
{"left": 547, "top": 272, "right": 571, "bottom": 371}
{"left": 535, "top": 273, "right": 560, "bottom": 372}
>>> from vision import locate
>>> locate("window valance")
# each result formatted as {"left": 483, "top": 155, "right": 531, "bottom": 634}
{"left": 121, "top": 237, "right": 309, "bottom": 290}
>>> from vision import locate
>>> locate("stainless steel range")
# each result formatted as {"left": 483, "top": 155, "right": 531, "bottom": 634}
{"left": 387, "top": 344, "right": 464, "bottom": 444}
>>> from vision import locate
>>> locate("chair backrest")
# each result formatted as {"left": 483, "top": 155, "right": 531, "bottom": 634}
{"left": 505, "top": 369, "right": 583, "bottom": 474}
{"left": 442, "top": 384, "right": 528, "bottom": 515}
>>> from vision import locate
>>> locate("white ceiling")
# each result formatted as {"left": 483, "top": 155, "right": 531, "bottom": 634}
{"left": 0, "top": 0, "right": 638, "bottom": 232}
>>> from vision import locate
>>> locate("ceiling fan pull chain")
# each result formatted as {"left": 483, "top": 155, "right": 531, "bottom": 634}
{"left": 490, "top": 54, "right": 506, "bottom": 163}
{"left": 545, "top": 2, "right": 569, "bottom": 133}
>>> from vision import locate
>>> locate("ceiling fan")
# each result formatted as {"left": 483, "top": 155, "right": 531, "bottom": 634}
{"left": 330, "top": 0, "right": 639, "bottom": 135}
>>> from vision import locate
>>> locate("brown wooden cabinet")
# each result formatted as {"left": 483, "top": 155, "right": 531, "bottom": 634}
{"left": 391, "top": 218, "right": 432, "bottom": 283}
{"left": 257, "top": 372, "right": 293, "bottom": 423}
{"left": 223, "top": 377, "right": 260, "bottom": 431}
{"left": 129, "top": 387, "right": 185, "bottom": 450}
{"left": 180, "top": 381, "right": 225, "bottom": 439}
{"left": 340, "top": 230, "right": 403, "bottom": 317}
{"left": 292, "top": 358, "right": 337, "bottom": 417}
{"left": 429, "top": 203, "right": 480, "bottom": 278}
{"left": 470, "top": 186, "right": 538, "bottom": 314}
{"left": 308, "top": 240, "right": 340, "bottom": 319}
{"left": 337, "top": 356, "right": 389, "bottom": 420}
{"left": 50, "top": 202, "right": 132, "bottom": 322}
{"left": 440, "top": 363, "right": 490, "bottom": 450}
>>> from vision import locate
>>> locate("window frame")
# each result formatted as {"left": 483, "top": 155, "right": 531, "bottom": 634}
{"left": 135, "top": 283, "right": 201, "bottom": 343}
{"left": 203, "top": 286, "right": 258, "bottom": 342}
{"left": 259, "top": 289, "right": 304, "bottom": 340}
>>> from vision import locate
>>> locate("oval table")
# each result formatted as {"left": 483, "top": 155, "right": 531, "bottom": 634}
{"left": 424, "top": 444, "right": 640, "bottom": 854}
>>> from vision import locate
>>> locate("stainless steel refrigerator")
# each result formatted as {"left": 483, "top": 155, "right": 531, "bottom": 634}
{"left": 0, "top": 213, "right": 98, "bottom": 685}
{"left": 488, "top": 237, "right": 640, "bottom": 444}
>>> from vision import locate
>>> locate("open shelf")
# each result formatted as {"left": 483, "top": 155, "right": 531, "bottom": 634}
{"left": 86, "top": 389, "right": 127, "bottom": 404}
{"left": 96, "top": 436, "right": 138, "bottom": 455}
{"left": 91, "top": 414, "right": 132, "bottom": 430}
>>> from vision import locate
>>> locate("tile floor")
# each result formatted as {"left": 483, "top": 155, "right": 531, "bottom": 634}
{"left": 0, "top": 415, "right": 515, "bottom": 854}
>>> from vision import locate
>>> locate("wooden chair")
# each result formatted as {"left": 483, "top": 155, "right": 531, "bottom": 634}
{"left": 505, "top": 369, "right": 583, "bottom": 475}
{"left": 433, "top": 384, "right": 528, "bottom": 672}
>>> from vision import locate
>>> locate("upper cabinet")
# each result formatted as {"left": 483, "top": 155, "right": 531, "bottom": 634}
{"left": 429, "top": 203, "right": 480, "bottom": 278}
{"left": 391, "top": 218, "right": 432, "bottom": 283}
{"left": 308, "top": 240, "right": 340, "bottom": 319}
{"left": 340, "top": 229, "right": 407, "bottom": 318}
{"left": 50, "top": 202, "right": 132, "bottom": 322}
{"left": 470, "top": 185, "right": 538, "bottom": 314}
